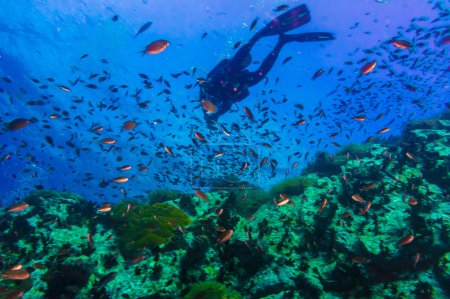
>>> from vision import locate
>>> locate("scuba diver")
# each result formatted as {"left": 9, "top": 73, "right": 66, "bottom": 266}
{"left": 200, "top": 4, "right": 334, "bottom": 127}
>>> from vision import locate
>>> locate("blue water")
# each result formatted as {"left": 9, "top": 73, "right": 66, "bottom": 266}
{"left": 0, "top": 0, "right": 448, "bottom": 203}
{"left": 1, "top": 1, "right": 450, "bottom": 298}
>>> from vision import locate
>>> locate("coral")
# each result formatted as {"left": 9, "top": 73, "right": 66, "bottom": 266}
{"left": 269, "top": 174, "right": 316, "bottom": 197}
{"left": 147, "top": 189, "right": 184, "bottom": 204}
{"left": 43, "top": 260, "right": 93, "bottom": 299}
{"left": 338, "top": 142, "right": 373, "bottom": 156}
{"left": 184, "top": 281, "right": 243, "bottom": 299}
{"left": 112, "top": 202, "right": 191, "bottom": 258}
{"left": 308, "top": 151, "right": 343, "bottom": 175}
{"left": 232, "top": 187, "right": 271, "bottom": 218}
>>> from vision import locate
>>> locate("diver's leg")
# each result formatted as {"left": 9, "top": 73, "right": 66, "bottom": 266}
{"left": 246, "top": 39, "right": 285, "bottom": 86}
{"left": 254, "top": 4, "right": 310, "bottom": 38}
{"left": 245, "top": 32, "right": 335, "bottom": 86}
{"left": 281, "top": 32, "right": 335, "bottom": 43}
{"left": 228, "top": 4, "right": 311, "bottom": 72}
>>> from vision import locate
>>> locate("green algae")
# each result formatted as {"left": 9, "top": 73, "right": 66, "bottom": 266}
{"left": 112, "top": 202, "right": 191, "bottom": 258}
{"left": 184, "top": 281, "right": 243, "bottom": 299}
{"left": 269, "top": 174, "right": 316, "bottom": 197}
{"left": 147, "top": 189, "right": 184, "bottom": 204}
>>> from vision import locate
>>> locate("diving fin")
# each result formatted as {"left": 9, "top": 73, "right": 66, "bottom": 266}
{"left": 280, "top": 32, "right": 335, "bottom": 43}
{"left": 258, "top": 4, "right": 311, "bottom": 37}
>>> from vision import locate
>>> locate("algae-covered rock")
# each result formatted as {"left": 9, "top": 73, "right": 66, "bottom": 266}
{"left": 184, "top": 281, "right": 243, "bottom": 299}
{"left": 269, "top": 174, "right": 317, "bottom": 197}
{"left": 147, "top": 189, "right": 185, "bottom": 204}
{"left": 113, "top": 202, "right": 191, "bottom": 258}
{"left": 232, "top": 187, "right": 271, "bottom": 217}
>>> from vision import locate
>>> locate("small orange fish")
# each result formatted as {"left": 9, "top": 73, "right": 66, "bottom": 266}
{"left": 9, "top": 265, "right": 22, "bottom": 271}
{"left": 377, "top": 127, "right": 390, "bottom": 134}
{"left": 129, "top": 255, "right": 146, "bottom": 265}
{"left": 143, "top": 40, "right": 170, "bottom": 54}
{"left": 97, "top": 203, "right": 112, "bottom": 213}
{"left": 49, "top": 114, "right": 59, "bottom": 119}
{"left": 1, "top": 153, "right": 11, "bottom": 161}
{"left": 92, "top": 126, "right": 104, "bottom": 132}
{"left": 194, "top": 132, "right": 205, "bottom": 141}
{"left": 398, "top": 235, "right": 414, "bottom": 246}
{"left": 318, "top": 198, "right": 328, "bottom": 214}
{"left": 341, "top": 212, "right": 351, "bottom": 218}
{"left": 164, "top": 146, "right": 174, "bottom": 156}
{"left": 351, "top": 194, "right": 365, "bottom": 203}
{"left": 279, "top": 194, "right": 290, "bottom": 200}
{"left": 406, "top": 152, "right": 415, "bottom": 160}
{"left": 101, "top": 138, "right": 116, "bottom": 144}
{"left": 391, "top": 40, "right": 411, "bottom": 49}
{"left": 7, "top": 118, "right": 30, "bottom": 131}
{"left": 361, "top": 201, "right": 371, "bottom": 214}
{"left": 408, "top": 197, "right": 418, "bottom": 206}
{"left": 296, "top": 119, "right": 306, "bottom": 125}
{"left": 361, "top": 61, "right": 376, "bottom": 75}
{"left": 353, "top": 115, "right": 367, "bottom": 121}
{"left": 260, "top": 157, "right": 268, "bottom": 167}
{"left": 361, "top": 183, "right": 376, "bottom": 190}
{"left": 239, "top": 162, "right": 248, "bottom": 171}
{"left": 195, "top": 190, "right": 209, "bottom": 201}
{"left": 113, "top": 177, "right": 128, "bottom": 183}
{"left": 58, "top": 85, "right": 71, "bottom": 92}
{"left": 118, "top": 165, "right": 132, "bottom": 171}
{"left": 33, "top": 263, "right": 46, "bottom": 270}
{"left": 275, "top": 195, "right": 290, "bottom": 207}
{"left": 201, "top": 99, "right": 217, "bottom": 114}
{"left": 5, "top": 290, "right": 25, "bottom": 299}
{"left": 7, "top": 203, "right": 29, "bottom": 213}
{"left": 217, "top": 229, "right": 233, "bottom": 243}
{"left": 220, "top": 125, "right": 231, "bottom": 136}
{"left": 123, "top": 121, "right": 137, "bottom": 130}
{"left": 1, "top": 268, "right": 30, "bottom": 280}
{"left": 243, "top": 107, "right": 254, "bottom": 122}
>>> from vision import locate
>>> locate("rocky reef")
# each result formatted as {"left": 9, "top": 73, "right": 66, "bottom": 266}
{"left": 0, "top": 111, "right": 449, "bottom": 298}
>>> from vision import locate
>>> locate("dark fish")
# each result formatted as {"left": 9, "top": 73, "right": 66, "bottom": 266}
{"left": 250, "top": 17, "right": 259, "bottom": 31}
{"left": 233, "top": 41, "right": 242, "bottom": 49}
{"left": 80, "top": 54, "right": 88, "bottom": 59}
{"left": 45, "top": 135, "right": 54, "bottom": 147}
{"left": 97, "top": 272, "right": 117, "bottom": 287}
{"left": 201, "top": 32, "right": 208, "bottom": 39}
{"left": 7, "top": 118, "right": 30, "bottom": 131}
{"left": 3, "top": 77, "right": 12, "bottom": 83}
{"left": 312, "top": 69, "right": 324, "bottom": 80}
{"left": 112, "top": 15, "right": 119, "bottom": 22}
{"left": 85, "top": 84, "right": 98, "bottom": 89}
{"left": 282, "top": 56, "right": 292, "bottom": 65}
{"left": 135, "top": 21, "right": 153, "bottom": 37}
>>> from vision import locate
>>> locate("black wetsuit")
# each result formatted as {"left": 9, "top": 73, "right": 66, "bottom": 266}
{"left": 200, "top": 4, "right": 334, "bottom": 125}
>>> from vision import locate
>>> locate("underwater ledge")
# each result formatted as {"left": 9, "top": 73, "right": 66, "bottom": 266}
{"left": 1, "top": 110, "right": 449, "bottom": 299}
